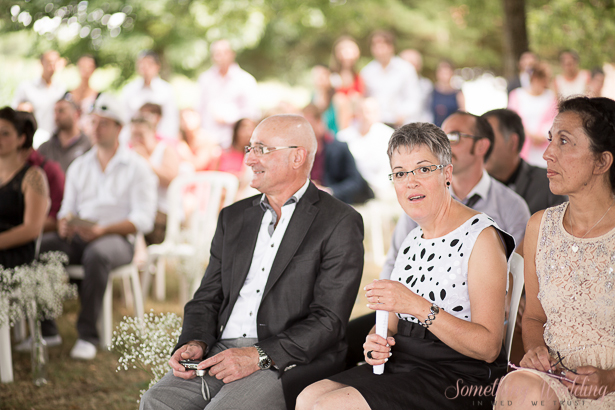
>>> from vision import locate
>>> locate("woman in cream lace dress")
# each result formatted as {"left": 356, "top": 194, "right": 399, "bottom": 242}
{"left": 495, "top": 96, "right": 615, "bottom": 409}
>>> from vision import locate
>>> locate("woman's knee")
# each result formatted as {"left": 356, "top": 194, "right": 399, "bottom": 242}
{"left": 311, "top": 387, "right": 369, "bottom": 410}
{"left": 495, "top": 372, "right": 559, "bottom": 410}
{"left": 296, "top": 380, "right": 342, "bottom": 410}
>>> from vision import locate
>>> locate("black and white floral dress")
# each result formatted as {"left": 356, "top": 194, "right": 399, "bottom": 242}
{"left": 329, "top": 213, "right": 515, "bottom": 410}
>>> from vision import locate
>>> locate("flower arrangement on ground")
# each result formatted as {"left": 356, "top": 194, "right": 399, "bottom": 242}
{"left": 0, "top": 251, "right": 77, "bottom": 327}
{"left": 111, "top": 310, "right": 183, "bottom": 401}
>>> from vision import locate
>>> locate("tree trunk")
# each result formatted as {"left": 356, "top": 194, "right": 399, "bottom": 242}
{"left": 502, "top": 0, "right": 529, "bottom": 79}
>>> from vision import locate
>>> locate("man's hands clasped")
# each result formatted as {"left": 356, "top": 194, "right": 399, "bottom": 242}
{"left": 169, "top": 342, "right": 261, "bottom": 383}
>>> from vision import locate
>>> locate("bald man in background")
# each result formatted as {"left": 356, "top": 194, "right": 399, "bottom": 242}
{"left": 141, "top": 115, "right": 365, "bottom": 410}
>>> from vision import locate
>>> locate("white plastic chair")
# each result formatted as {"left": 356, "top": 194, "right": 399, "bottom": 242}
{"left": 354, "top": 197, "right": 403, "bottom": 267}
{"left": 144, "top": 171, "right": 239, "bottom": 304}
{"left": 66, "top": 254, "right": 144, "bottom": 351}
{"left": 505, "top": 252, "right": 525, "bottom": 362}
{"left": 0, "top": 323, "right": 12, "bottom": 383}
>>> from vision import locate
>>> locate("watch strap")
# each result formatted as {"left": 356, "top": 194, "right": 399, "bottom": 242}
{"left": 420, "top": 303, "right": 440, "bottom": 328}
{"left": 254, "top": 345, "right": 272, "bottom": 370}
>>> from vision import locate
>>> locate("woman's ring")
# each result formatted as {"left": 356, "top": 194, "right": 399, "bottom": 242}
{"left": 367, "top": 350, "right": 374, "bottom": 359}
{"left": 377, "top": 296, "right": 380, "bottom": 304}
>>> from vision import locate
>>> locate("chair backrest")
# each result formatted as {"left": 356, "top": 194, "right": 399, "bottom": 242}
{"left": 165, "top": 171, "right": 239, "bottom": 259}
{"left": 505, "top": 252, "right": 524, "bottom": 362}
{"left": 34, "top": 233, "right": 43, "bottom": 259}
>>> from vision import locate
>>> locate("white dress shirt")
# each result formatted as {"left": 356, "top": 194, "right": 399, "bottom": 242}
{"left": 449, "top": 168, "right": 491, "bottom": 202}
{"left": 221, "top": 179, "right": 310, "bottom": 339}
{"left": 336, "top": 122, "right": 394, "bottom": 199}
{"left": 58, "top": 145, "right": 158, "bottom": 234}
{"left": 11, "top": 77, "right": 66, "bottom": 142}
{"left": 360, "top": 57, "right": 420, "bottom": 125}
{"left": 197, "top": 63, "right": 259, "bottom": 149}
{"left": 120, "top": 76, "right": 179, "bottom": 140}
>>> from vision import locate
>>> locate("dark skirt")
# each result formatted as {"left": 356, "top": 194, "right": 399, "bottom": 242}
{"left": 329, "top": 320, "right": 507, "bottom": 410}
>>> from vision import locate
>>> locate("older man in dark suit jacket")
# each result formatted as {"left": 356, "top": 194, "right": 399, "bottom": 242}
{"left": 140, "top": 114, "right": 365, "bottom": 410}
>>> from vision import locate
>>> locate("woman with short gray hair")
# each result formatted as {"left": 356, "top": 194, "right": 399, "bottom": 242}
{"left": 297, "top": 122, "right": 514, "bottom": 409}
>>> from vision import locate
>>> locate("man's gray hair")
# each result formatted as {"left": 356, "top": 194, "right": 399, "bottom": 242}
{"left": 387, "top": 122, "right": 452, "bottom": 165}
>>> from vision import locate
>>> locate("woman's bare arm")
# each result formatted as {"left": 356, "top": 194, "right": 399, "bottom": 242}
{"left": 0, "top": 167, "right": 49, "bottom": 250}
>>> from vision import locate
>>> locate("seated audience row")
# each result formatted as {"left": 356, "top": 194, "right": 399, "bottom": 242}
{"left": 137, "top": 97, "right": 614, "bottom": 410}
{"left": 3, "top": 93, "right": 614, "bottom": 409}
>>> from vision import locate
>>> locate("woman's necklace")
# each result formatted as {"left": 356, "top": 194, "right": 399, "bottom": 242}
{"left": 569, "top": 201, "right": 615, "bottom": 252}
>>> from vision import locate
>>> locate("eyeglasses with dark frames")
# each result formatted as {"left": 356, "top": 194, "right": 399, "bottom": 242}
{"left": 388, "top": 164, "right": 447, "bottom": 183}
{"left": 244, "top": 145, "right": 300, "bottom": 156}
{"left": 549, "top": 351, "right": 578, "bottom": 375}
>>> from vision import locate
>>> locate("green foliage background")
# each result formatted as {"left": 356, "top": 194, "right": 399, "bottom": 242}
{"left": 1, "top": 0, "right": 614, "bottom": 87}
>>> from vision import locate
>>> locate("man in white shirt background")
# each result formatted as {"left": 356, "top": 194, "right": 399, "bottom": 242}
{"left": 360, "top": 31, "right": 421, "bottom": 128}
{"left": 12, "top": 50, "right": 67, "bottom": 147}
{"left": 120, "top": 50, "right": 179, "bottom": 142}
{"left": 336, "top": 98, "right": 395, "bottom": 200}
{"left": 196, "top": 39, "right": 259, "bottom": 149}
{"left": 399, "top": 48, "right": 434, "bottom": 123}
{"left": 40, "top": 93, "right": 157, "bottom": 360}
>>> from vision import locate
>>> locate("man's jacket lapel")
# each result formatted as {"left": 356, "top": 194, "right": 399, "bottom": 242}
{"left": 263, "top": 183, "right": 320, "bottom": 299}
{"left": 228, "top": 198, "right": 263, "bottom": 308}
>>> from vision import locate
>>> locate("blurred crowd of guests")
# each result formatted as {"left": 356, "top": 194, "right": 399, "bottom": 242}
{"left": 8, "top": 34, "right": 611, "bottom": 208}
{"left": 1, "top": 30, "right": 610, "bottom": 359}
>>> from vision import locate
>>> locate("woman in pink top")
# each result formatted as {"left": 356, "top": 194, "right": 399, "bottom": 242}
{"left": 329, "top": 36, "right": 364, "bottom": 130}
{"left": 210, "top": 118, "right": 256, "bottom": 176}
{"left": 508, "top": 63, "right": 558, "bottom": 168}
{"left": 207, "top": 118, "right": 258, "bottom": 200}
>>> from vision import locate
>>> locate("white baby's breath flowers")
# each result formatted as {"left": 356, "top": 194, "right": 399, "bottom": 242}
{"left": 0, "top": 251, "right": 77, "bottom": 326}
{"left": 111, "top": 310, "right": 183, "bottom": 401}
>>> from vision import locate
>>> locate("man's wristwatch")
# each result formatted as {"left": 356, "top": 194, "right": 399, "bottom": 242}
{"left": 254, "top": 345, "right": 272, "bottom": 370}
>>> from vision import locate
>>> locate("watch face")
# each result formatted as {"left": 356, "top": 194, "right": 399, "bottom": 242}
{"left": 259, "top": 358, "right": 271, "bottom": 369}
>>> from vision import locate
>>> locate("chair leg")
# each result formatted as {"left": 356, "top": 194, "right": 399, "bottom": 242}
{"left": 13, "top": 318, "right": 27, "bottom": 342}
{"left": 0, "top": 323, "right": 14, "bottom": 383}
{"left": 154, "top": 257, "right": 166, "bottom": 302}
{"left": 122, "top": 275, "right": 133, "bottom": 310}
{"left": 100, "top": 276, "right": 114, "bottom": 351}
{"left": 140, "top": 262, "right": 153, "bottom": 301}
{"left": 130, "top": 266, "right": 145, "bottom": 323}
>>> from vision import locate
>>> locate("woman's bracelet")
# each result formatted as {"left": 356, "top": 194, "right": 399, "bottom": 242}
{"left": 420, "top": 303, "right": 440, "bottom": 329}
